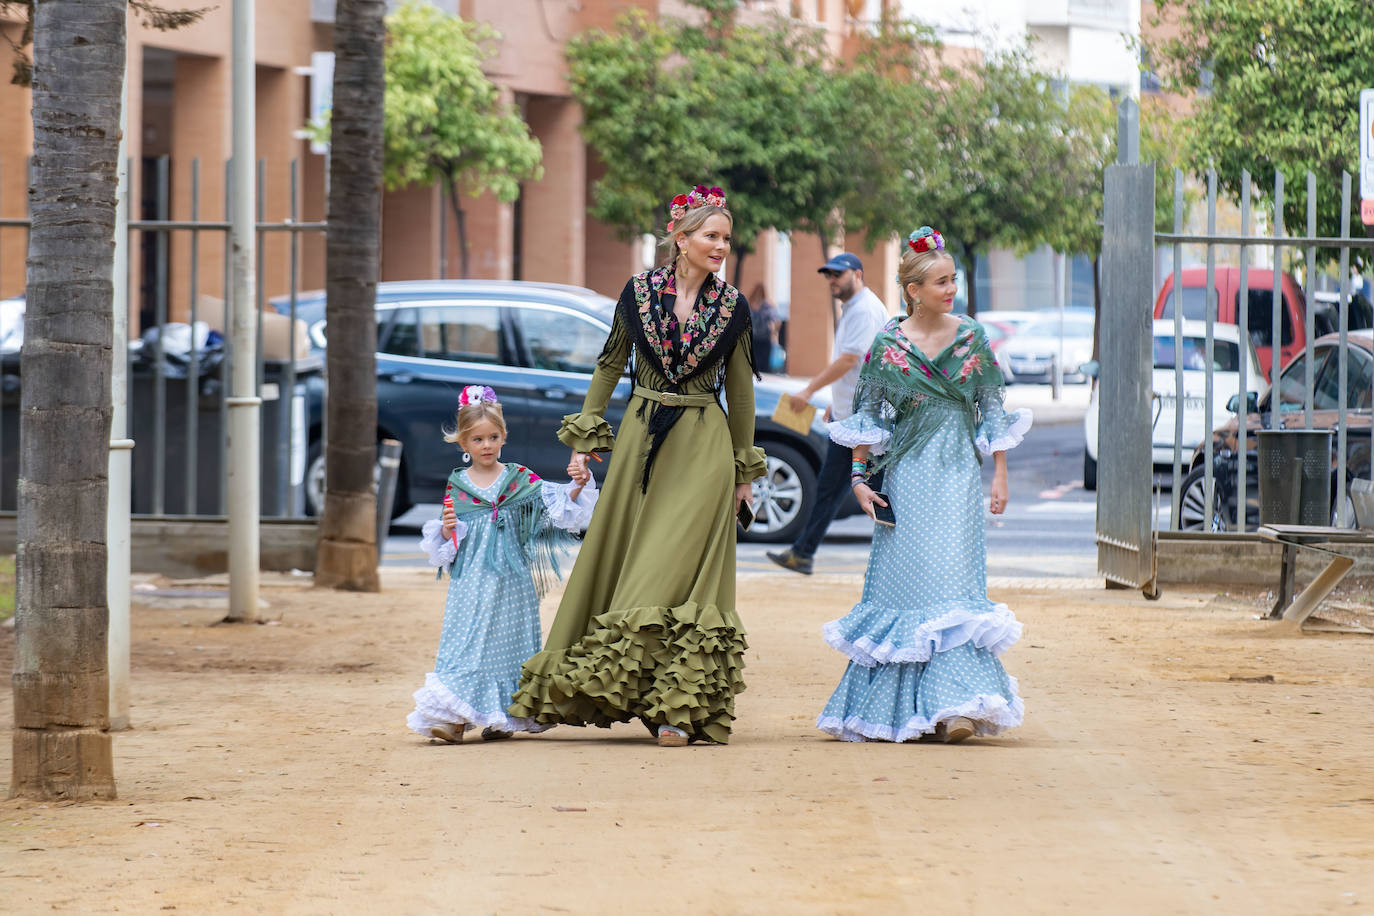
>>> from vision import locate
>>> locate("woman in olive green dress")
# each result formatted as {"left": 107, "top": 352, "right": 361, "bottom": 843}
{"left": 508, "top": 185, "right": 766, "bottom": 747}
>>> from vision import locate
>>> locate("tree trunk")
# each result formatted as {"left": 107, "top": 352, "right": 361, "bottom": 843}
{"left": 11, "top": 0, "right": 124, "bottom": 801}
{"left": 316, "top": 0, "right": 386, "bottom": 592}
{"left": 446, "top": 177, "right": 469, "bottom": 279}
{"left": 965, "top": 251, "right": 979, "bottom": 318}
{"left": 731, "top": 248, "right": 747, "bottom": 289}
{"left": 1091, "top": 253, "right": 1102, "bottom": 362}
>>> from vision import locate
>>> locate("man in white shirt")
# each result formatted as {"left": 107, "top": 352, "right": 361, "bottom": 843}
{"left": 767, "top": 252, "right": 888, "bottom": 575}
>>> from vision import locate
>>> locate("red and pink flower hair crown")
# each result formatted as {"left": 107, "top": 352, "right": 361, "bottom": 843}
{"left": 458, "top": 385, "right": 499, "bottom": 407}
{"left": 907, "top": 226, "right": 945, "bottom": 254}
{"left": 667, "top": 184, "right": 728, "bottom": 231}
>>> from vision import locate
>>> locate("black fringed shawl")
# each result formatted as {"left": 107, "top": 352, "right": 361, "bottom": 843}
{"left": 599, "top": 266, "right": 758, "bottom": 490}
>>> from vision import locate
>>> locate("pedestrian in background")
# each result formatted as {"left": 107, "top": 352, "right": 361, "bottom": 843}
{"left": 767, "top": 251, "right": 887, "bottom": 575}
{"left": 748, "top": 282, "right": 780, "bottom": 373}
{"left": 508, "top": 185, "right": 766, "bottom": 747}
{"left": 819, "top": 227, "right": 1032, "bottom": 743}
{"left": 407, "top": 386, "right": 597, "bottom": 744}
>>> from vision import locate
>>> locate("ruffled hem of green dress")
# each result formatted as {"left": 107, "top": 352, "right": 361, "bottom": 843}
{"left": 508, "top": 601, "right": 748, "bottom": 744}
{"left": 557, "top": 412, "right": 615, "bottom": 453}
{"left": 734, "top": 445, "right": 767, "bottom": 484}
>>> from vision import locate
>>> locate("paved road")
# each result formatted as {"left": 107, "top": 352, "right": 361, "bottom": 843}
{"left": 383, "top": 383, "right": 1109, "bottom": 579}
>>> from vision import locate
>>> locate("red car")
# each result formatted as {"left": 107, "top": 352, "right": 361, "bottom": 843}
{"left": 1155, "top": 267, "right": 1308, "bottom": 376}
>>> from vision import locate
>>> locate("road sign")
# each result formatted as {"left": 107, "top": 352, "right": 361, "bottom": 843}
{"left": 1363, "top": 89, "right": 1374, "bottom": 196}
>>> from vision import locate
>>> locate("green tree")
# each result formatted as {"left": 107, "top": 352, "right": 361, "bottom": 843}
{"left": 568, "top": 3, "right": 893, "bottom": 282}
{"left": 850, "top": 42, "right": 1071, "bottom": 317}
{"left": 1147, "top": 0, "right": 1371, "bottom": 241}
{"left": 382, "top": 0, "right": 542, "bottom": 278}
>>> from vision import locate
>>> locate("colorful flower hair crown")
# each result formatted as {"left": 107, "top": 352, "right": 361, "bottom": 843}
{"left": 458, "top": 385, "right": 499, "bottom": 407}
{"left": 667, "top": 184, "right": 728, "bottom": 231}
{"left": 907, "top": 226, "right": 945, "bottom": 254}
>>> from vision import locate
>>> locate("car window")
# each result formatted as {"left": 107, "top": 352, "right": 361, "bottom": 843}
{"left": 1311, "top": 347, "right": 1374, "bottom": 411}
{"left": 1275, "top": 348, "right": 1330, "bottom": 411}
{"left": 512, "top": 307, "right": 605, "bottom": 374}
{"left": 1160, "top": 286, "right": 1218, "bottom": 322}
{"left": 1153, "top": 336, "right": 1239, "bottom": 371}
{"left": 1239, "top": 289, "right": 1294, "bottom": 347}
{"left": 379, "top": 308, "right": 419, "bottom": 357}
{"left": 1020, "top": 317, "right": 1094, "bottom": 338}
{"left": 412, "top": 305, "right": 503, "bottom": 363}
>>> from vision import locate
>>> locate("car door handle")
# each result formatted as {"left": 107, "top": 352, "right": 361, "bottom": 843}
{"left": 543, "top": 387, "right": 570, "bottom": 400}
{"left": 381, "top": 371, "right": 415, "bottom": 384}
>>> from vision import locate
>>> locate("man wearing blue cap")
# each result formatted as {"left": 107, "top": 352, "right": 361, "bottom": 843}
{"left": 767, "top": 251, "right": 888, "bottom": 575}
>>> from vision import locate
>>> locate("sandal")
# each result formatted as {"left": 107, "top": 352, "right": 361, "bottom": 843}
{"left": 656, "top": 725, "right": 689, "bottom": 748}
{"left": 429, "top": 723, "right": 466, "bottom": 744}
{"left": 481, "top": 727, "right": 513, "bottom": 741}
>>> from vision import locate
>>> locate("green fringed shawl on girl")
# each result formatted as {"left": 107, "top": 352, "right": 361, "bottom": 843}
{"left": 850, "top": 316, "right": 1008, "bottom": 474}
{"left": 441, "top": 464, "right": 576, "bottom": 597}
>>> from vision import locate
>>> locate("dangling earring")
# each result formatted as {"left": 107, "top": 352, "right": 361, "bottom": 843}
{"left": 461, "top": 451, "right": 470, "bottom": 464}
{"left": 914, "top": 297, "right": 923, "bottom": 318}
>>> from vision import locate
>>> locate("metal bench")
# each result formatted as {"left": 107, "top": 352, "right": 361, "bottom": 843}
{"left": 1258, "top": 524, "right": 1374, "bottom": 634}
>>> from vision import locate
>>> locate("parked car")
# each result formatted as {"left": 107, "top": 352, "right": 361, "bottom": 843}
{"left": 1176, "top": 329, "right": 1373, "bottom": 530}
{"left": 279, "top": 280, "right": 859, "bottom": 543}
{"left": 1081, "top": 319, "right": 1264, "bottom": 491}
{"left": 998, "top": 312, "right": 1096, "bottom": 384}
{"left": 1309, "top": 290, "right": 1374, "bottom": 336}
{"left": 1154, "top": 267, "right": 1307, "bottom": 377}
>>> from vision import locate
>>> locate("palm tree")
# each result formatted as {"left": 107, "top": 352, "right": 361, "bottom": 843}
{"left": 314, "top": 0, "right": 386, "bottom": 591}
{"left": 10, "top": 0, "right": 126, "bottom": 801}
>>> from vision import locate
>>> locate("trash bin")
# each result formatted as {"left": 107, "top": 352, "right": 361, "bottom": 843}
{"left": 1256, "top": 429, "right": 1333, "bottom": 526}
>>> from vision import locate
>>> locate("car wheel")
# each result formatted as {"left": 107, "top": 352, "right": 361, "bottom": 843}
{"left": 741, "top": 441, "right": 815, "bottom": 544}
{"left": 1083, "top": 450, "right": 1097, "bottom": 491}
{"left": 303, "top": 439, "right": 412, "bottom": 520}
{"left": 1178, "top": 465, "right": 1229, "bottom": 532}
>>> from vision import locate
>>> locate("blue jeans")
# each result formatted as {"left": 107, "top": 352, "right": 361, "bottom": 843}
{"left": 792, "top": 441, "right": 853, "bottom": 558}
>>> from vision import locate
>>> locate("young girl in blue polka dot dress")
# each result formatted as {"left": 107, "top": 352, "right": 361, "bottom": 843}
{"left": 407, "top": 386, "right": 598, "bottom": 743}
{"left": 820, "top": 227, "right": 1032, "bottom": 743}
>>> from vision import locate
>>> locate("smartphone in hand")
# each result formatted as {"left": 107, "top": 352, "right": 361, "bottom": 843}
{"left": 871, "top": 492, "right": 895, "bottom": 527}
{"left": 737, "top": 500, "right": 756, "bottom": 531}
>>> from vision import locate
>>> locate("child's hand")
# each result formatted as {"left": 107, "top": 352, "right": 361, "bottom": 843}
{"left": 570, "top": 464, "right": 591, "bottom": 485}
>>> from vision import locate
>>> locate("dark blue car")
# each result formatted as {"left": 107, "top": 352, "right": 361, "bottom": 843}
{"left": 277, "top": 280, "right": 858, "bottom": 543}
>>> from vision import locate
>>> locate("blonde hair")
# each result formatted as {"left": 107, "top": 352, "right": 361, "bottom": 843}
{"left": 897, "top": 245, "right": 956, "bottom": 314}
{"left": 443, "top": 400, "right": 507, "bottom": 444}
{"left": 658, "top": 204, "right": 732, "bottom": 268}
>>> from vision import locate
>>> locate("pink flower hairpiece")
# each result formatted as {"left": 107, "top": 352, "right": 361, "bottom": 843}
{"left": 459, "top": 385, "right": 499, "bottom": 407}
{"left": 667, "top": 184, "right": 728, "bottom": 230}
{"left": 907, "top": 226, "right": 945, "bottom": 254}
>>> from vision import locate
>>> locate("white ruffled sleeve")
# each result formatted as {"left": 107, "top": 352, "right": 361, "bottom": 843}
{"left": 540, "top": 474, "right": 599, "bottom": 532}
{"left": 829, "top": 410, "right": 892, "bottom": 455}
{"left": 420, "top": 517, "right": 467, "bottom": 568}
{"left": 974, "top": 387, "right": 1033, "bottom": 455}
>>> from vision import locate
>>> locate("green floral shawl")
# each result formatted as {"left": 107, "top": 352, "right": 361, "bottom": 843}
{"left": 853, "top": 316, "right": 1005, "bottom": 472}
{"left": 443, "top": 464, "right": 574, "bottom": 597}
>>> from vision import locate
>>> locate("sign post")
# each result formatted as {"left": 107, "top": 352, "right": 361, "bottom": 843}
{"left": 1361, "top": 89, "right": 1374, "bottom": 225}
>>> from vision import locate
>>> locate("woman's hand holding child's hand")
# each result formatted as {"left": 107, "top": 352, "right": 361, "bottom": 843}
{"left": 441, "top": 502, "right": 458, "bottom": 539}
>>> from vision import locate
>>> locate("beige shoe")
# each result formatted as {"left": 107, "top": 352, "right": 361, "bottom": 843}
{"left": 942, "top": 717, "right": 974, "bottom": 744}
{"left": 657, "top": 725, "right": 689, "bottom": 747}
{"left": 429, "top": 723, "right": 466, "bottom": 744}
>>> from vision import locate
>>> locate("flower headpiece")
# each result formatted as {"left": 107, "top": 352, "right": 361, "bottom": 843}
{"left": 667, "top": 184, "right": 728, "bottom": 231}
{"left": 907, "top": 226, "right": 945, "bottom": 254}
{"left": 459, "top": 385, "right": 499, "bottom": 407}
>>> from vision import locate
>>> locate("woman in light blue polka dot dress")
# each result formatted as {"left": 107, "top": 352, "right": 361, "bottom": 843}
{"left": 407, "top": 386, "right": 598, "bottom": 744}
{"left": 819, "top": 227, "right": 1032, "bottom": 744}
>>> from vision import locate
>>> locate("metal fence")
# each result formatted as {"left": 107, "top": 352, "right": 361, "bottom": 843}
{"left": 0, "top": 155, "right": 326, "bottom": 519}
{"left": 1153, "top": 167, "right": 1374, "bottom": 534}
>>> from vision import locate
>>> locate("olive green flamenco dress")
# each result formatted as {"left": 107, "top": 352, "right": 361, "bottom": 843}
{"left": 507, "top": 267, "right": 766, "bottom": 744}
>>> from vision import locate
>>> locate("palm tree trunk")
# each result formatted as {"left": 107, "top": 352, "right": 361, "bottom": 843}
{"left": 10, "top": 0, "right": 124, "bottom": 801}
{"left": 315, "top": 0, "right": 386, "bottom": 591}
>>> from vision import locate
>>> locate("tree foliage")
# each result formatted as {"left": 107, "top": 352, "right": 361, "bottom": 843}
{"left": 567, "top": 1, "right": 888, "bottom": 275}
{"left": 1146, "top": 0, "right": 1372, "bottom": 239}
{"left": 382, "top": 0, "right": 542, "bottom": 277}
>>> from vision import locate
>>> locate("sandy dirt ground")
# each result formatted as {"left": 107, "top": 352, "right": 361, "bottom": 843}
{"left": 3, "top": 566, "right": 1374, "bottom": 915}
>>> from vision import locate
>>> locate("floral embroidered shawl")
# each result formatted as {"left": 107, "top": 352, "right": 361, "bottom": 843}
{"left": 443, "top": 464, "right": 572, "bottom": 596}
{"left": 601, "top": 266, "right": 756, "bottom": 490}
{"left": 853, "top": 316, "right": 1005, "bottom": 471}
